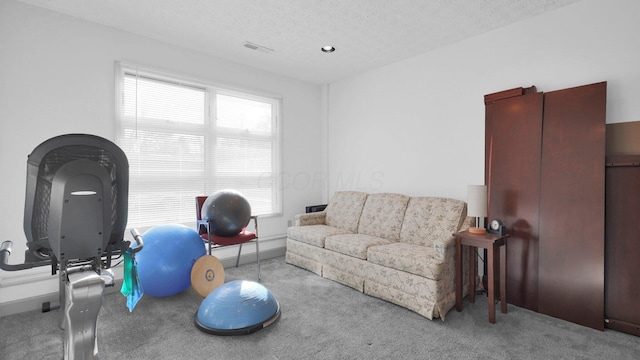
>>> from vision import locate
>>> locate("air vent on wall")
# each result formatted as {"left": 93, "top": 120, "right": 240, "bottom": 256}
{"left": 243, "top": 41, "right": 274, "bottom": 54}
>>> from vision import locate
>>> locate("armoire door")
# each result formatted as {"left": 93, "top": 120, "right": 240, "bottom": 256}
{"left": 485, "top": 90, "right": 543, "bottom": 311}
{"left": 537, "top": 82, "right": 607, "bottom": 330}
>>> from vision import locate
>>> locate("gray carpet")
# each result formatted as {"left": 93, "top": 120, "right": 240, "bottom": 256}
{"left": 1, "top": 256, "right": 638, "bottom": 360}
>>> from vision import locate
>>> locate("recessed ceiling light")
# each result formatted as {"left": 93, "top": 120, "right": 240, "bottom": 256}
{"left": 321, "top": 46, "right": 336, "bottom": 53}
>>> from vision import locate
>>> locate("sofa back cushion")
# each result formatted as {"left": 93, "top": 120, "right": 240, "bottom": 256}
{"left": 400, "top": 197, "right": 467, "bottom": 247}
{"left": 357, "top": 193, "right": 410, "bottom": 240}
{"left": 325, "top": 191, "right": 368, "bottom": 232}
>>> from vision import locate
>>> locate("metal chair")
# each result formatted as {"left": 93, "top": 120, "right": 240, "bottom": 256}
{"left": 0, "top": 134, "right": 141, "bottom": 360}
{"left": 195, "top": 195, "right": 260, "bottom": 280}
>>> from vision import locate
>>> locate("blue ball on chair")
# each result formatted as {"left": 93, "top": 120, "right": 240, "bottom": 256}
{"left": 136, "top": 224, "right": 206, "bottom": 297}
{"left": 201, "top": 189, "right": 252, "bottom": 237}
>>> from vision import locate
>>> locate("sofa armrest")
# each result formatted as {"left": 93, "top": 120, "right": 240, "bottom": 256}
{"left": 295, "top": 211, "right": 327, "bottom": 226}
{"left": 432, "top": 236, "right": 456, "bottom": 262}
{"left": 460, "top": 216, "right": 475, "bottom": 232}
{"left": 432, "top": 216, "right": 475, "bottom": 262}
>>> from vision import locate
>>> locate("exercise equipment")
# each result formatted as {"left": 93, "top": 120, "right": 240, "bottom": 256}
{"left": 201, "top": 189, "right": 251, "bottom": 237}
{"left": 196, "top": 194, "right": 261, "bottom": 280}
{"left": 194, "top": 280, "right": 281, "bottom": 335}
{"left": 0, "top": 134, "right": 142, "bottom": 360}
{"left": 190, "top": 254, "right": 225, "bottom": 297}
{"left": 135, "top": 224, "right": 206, "bottom": 297}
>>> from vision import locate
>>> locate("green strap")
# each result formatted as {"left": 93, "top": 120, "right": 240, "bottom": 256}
{"left": 120, "top": 251, "right": 144, "bottom": 311}
{"left": 120, "top": 251, "right": 134, "bottom": 296}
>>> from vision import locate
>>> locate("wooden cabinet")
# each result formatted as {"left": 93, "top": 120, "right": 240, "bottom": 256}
{"left": 604, "top": 122, "right": 640, "bottom": 337}
{"left": 485, "top": 82, "right": 607, "bottom": 330}
{"left": 605, "top": 155, "right": 640, "bottom": 336}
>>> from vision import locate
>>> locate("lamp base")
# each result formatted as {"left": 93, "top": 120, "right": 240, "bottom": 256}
{"left": 469, "top": 227, "right": 487, "bottom": 234}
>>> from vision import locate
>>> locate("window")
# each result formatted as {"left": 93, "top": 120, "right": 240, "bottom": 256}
{"left": 116, "top": 63, "right": 281, "bottom": 228}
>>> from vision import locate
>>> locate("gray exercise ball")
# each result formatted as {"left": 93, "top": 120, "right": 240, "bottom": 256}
{"left": 201, "top": 189, "right": 252, "bottom": 237}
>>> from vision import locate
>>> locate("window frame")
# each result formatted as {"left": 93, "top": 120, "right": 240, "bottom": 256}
{"left": 114, "top": 62, "right": 283, "bottom": 229}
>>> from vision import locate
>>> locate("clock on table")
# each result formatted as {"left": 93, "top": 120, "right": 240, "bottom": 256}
{"left": 488, "top": 219, "right": 506, "bottom": 235}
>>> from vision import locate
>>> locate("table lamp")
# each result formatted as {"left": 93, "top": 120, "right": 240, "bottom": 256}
{"left": 467, "top": 185, "right": 487, "bottom": 234}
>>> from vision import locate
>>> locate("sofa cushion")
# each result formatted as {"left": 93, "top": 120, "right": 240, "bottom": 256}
{"left": 399, "top": 197, "right": 467, "bottom": 247}
{"left": 287, "top": 225, "right": 352, "bottom": 248}
{"left": 325, "top": 233, "right": 396, "bottom": 260}
{"left": 325, "top": 191, "right": 368, "bottom": 232}
{"left": 367, "top": 242, "right": 445, "bottom": 280}
{"left": 357, "top": 193, "right": 410, "bottom": 240}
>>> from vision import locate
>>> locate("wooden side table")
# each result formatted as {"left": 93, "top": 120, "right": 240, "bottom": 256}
{"left": 453, "top": 230, "right": 509, "bottom": 324}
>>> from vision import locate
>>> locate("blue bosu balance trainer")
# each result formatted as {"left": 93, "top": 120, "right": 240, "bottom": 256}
{"left": 195, "top": 280, "right": 281, "bottom": 335}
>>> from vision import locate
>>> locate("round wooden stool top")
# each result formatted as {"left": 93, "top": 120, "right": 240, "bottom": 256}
{"left": 191, "top": 255, "right": 225, "bottom": 298}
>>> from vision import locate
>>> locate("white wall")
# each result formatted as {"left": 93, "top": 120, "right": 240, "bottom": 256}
{"left": 327, "top": 0, "right": 640, "bottom": 200}
{"left": 0, "top": 0, "right": 324, "bottom": 312}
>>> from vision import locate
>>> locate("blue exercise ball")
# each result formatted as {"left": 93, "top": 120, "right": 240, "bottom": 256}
{"left": 195, "top": 280, "right": 281, "bottom": 335}
{"left": 136, "top": 224, "right": 206, "bottom": 297}
{"left": 201, "top": 189, "right": 251, "bottom": 237}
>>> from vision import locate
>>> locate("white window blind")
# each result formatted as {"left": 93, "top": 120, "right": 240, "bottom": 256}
{"left": 116, "top": 64, "right": 281, "bottom": 228}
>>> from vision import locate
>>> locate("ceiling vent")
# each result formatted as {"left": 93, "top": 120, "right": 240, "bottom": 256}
{"left": 243, "top": 41, "right": 274, "bottom": 54}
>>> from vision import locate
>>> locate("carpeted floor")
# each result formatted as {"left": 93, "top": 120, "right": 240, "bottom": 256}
{"left": 1, "top": 256, "right": 639, "bottom": 360}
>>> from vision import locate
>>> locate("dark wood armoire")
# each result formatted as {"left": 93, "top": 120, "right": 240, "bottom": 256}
{"left": 484, "top": 82, "right": 607, "bottom": 330}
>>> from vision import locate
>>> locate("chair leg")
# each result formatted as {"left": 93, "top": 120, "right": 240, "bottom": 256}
{"left": 206, "top": 223, "right": 212, "bottom": 256}
{"left": 255, "top": 238, "right": 261, "bottom": 281}
{"left": 236, "top": 243, "right": 242, "bottom": 268}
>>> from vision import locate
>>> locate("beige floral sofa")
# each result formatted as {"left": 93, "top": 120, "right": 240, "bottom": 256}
{"left": 286, "top": 191, "right": 473, "bottom": 320}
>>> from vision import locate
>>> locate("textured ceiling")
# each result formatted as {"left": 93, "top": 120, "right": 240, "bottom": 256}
{"left": 19, "top": 0, "right": 582, "bottom": 84}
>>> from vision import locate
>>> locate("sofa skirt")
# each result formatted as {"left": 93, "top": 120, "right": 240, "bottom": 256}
{"left": 285, "top": 238, "right": 470, "bottom": 320}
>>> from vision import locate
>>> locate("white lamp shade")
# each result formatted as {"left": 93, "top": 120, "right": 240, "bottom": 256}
{"left": 467, "top": 185, "right": 487, "bottom": 218}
